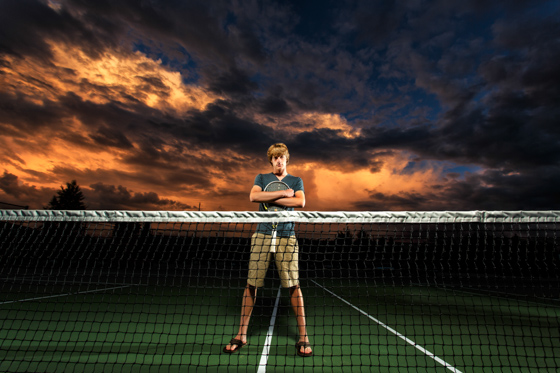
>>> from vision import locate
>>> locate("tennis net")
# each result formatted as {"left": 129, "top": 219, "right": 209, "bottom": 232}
{"left": 0, "top": 210, "right": 559, "bottom": 372}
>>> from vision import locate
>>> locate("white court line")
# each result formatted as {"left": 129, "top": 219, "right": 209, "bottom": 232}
{"left": 446, "top": 287, "right": 560, "bottom": 307}
{"left": 412, "top": 282, "right": 560, "bottom": 307}
{"left": 310, "top": 280, "right": 463, "bottom": 373}
{"left": 0, "top": 285, "right": 131, "bottom": 305}
{"left": 257, "top": 286, "right": 282, "bottom": 373}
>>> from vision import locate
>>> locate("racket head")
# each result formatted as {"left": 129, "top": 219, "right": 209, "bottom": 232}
{"left": 263, "top": 180, "right": 290, "bottom": 212}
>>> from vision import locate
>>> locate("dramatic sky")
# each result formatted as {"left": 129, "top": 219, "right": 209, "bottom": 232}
{"left": 1, "top": 0, "right": 559, "bottom": 211}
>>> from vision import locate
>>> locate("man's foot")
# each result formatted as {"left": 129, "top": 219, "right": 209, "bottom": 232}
{"left": 223, "top": 338, "right": 247, "bottom": 354}
{"left": 296, "top": 341, "right": 313, "bottom": 357}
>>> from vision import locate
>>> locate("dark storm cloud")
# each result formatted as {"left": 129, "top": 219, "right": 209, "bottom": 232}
{"left": 2, "top": 91, "right": 124, "bottom": 135}
{"left": 259, "top": 96, "right": 291, "bottom": 115}
{"left": 0, "top": 0, "right": 283, "bottom": 157}
{"left": 50, "top": 159, "right": 213, "bottom": 194}
{"left": 88, "top": 182, "right": 193, "bottom": 210}
{"left": 2, "top": 0, "right": 559, "bottom": 210}
{"left": 0, "top": 171, "right": 54, "bottom": 207}
{"left": 421, "top": 10, "right": 560, "bottom": 170}
{"left": 0, "top": 90, "right": 154, "bottom": 155}
{"left": 178, "top": 103, "right": 276, "bottom": 152}
{"left": 0, "top": 91, "right": 67, "bottom": 136}
{"left": 356, "top": 191, "right": 431, "bottom": 211}
{"left": 57, "top": 0, "right": 270, "bottom": 84}
{"left": 352, "top": 0, "right": 404, "bottom": 45}
{"left": 0, "top": 171, "right": 34, "bottom": 198}
{"left": 0, "top": 0, "right": 119, "bottom": 61}
{"left": 289, "top": 128, "right": 381, "bottom": 172}
{"left": 342, "top": 1, "right": 560, "bottom": 165}
{"left": 1, "top": 68, "right": 270, "bottom": 178}
{"left": 357, "top": 166, "right": 560, "bottom": 211}
{"left": 227, "top": 20, "right": 267, "bottom": 64}
{"left": 1, "top": 85, "right": 271, "bottom": 194}
{"left": 90, "top": 126, "right": 134, "bottom": 149}
{"left": 281, "top": 0, "right": 560, "bottom": 210}
{"left": 207, "top": 67, "right": 259, "bottom": 96}
{"left": 51, "top": 0, "right": 232, "bottom": 63}
{"left": 0, "top": 0, "right": 264, "bottom": 102}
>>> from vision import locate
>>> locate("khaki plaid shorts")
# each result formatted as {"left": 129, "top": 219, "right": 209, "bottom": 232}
{"left": 247, "top": 232, "right": 299, "bottom": 288}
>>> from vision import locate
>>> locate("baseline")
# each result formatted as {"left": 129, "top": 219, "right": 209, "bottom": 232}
{"left": 0, "top": 285, "right": 131, "bottom": 305}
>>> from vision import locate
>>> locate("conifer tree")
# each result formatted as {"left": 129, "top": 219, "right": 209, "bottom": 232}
{"left": 46, "top": 180, "right": 86, "bottom": 210}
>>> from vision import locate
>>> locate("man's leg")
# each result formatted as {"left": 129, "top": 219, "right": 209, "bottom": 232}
{"left": 224, "top": 284, "right": 257, "bottom": 352}
{"left": 225, "top": 233, "right": 270, "bottom": 352}
{"left": 290, "top": 285, "right": 312, "bottom": 355}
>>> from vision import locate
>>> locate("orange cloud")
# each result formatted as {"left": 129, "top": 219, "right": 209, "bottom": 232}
{"left": 288, "top": 153, "right": 444, "bottom": 211}
{"left": 257, "top": 111, "right": 361, "bottom": 139}
{"left": 3, "top": 41, "right": 218, "bottom": 113}
{"left": 1, "top": 41, "right": 221, "bottom": 199}
{"left": 0, "top": 40, "right": 451, "bottom": 212}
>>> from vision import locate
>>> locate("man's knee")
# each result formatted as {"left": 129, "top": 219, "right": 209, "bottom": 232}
{"left": 246, "top": 283, "right": 257, "bottom": 297}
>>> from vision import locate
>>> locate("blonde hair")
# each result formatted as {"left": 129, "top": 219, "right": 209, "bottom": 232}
{"left": 267, "top": 143, "right": 290, "bottom": 165}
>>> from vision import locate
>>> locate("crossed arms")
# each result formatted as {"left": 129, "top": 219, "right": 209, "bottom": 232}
{"left": 249, "top": 185, "right": 306, "bottom": 209}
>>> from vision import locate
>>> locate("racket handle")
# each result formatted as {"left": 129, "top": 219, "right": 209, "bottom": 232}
{"left": 270, "top": 230, "right": 277, "bottom": 253}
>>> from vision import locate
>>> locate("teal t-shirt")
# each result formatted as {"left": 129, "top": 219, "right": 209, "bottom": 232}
{"left": 254, "top": 173, "right": 304, "bottom": 237}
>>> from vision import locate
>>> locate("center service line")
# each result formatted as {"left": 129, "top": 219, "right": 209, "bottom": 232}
{"left": 257, "top": 286, "right": 282, "bottom": 373}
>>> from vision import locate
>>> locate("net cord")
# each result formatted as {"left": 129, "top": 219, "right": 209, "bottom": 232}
{"left": 1, "top": 210, "right": 559, "bottom": 224}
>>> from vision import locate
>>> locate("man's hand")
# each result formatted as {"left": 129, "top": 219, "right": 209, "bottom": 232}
{"left": 283, "top": 189, "right": 295, "bottom": 198}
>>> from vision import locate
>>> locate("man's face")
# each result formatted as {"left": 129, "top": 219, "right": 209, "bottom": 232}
{"left": 271, "top": 154, "right": 288, "bottom": 171}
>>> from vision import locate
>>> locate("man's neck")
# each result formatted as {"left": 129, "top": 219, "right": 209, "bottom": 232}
{"left": 273, "top": 169, "right": 288, "bottom": 180}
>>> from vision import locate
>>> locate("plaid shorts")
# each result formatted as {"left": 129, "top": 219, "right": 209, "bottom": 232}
{"left": 247, "top": 232, "right": 299, "bottom": 288}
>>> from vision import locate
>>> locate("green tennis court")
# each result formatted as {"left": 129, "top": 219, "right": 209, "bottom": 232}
{"left": 1, "top": 275, "right": 558, "bottom": 372}
{"left": 1, "top": 210, "right": 559, "bottom": 372}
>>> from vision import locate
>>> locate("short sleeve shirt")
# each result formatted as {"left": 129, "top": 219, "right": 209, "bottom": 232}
{"left": 254, "top": 173, "right": 304, "bottom": 237}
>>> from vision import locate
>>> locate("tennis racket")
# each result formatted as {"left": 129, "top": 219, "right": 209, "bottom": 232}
{"left": 263, "top": 181, "right": 290, "bottom": 252}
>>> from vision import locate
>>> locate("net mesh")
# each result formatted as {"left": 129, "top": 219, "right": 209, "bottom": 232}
{"left": 0, "top": 210, "right": 559, "bottom": 372}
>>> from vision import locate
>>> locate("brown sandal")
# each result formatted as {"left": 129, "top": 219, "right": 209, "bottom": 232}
{"left": 223, "top": 338, "right": 247, "bottom": 354}
{"left": 296, "top": 341, "right": 313, "bottom": 357}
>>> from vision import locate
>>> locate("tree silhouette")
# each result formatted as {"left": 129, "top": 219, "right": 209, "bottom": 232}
{"left": 46, "top": 180, "right": 86, "bottom": 210}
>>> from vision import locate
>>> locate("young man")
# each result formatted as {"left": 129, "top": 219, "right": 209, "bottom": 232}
{"left": 223, "top": 143, "right": 313, "bottom": 357}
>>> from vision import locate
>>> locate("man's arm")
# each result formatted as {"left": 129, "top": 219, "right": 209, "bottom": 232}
{"left": 276, "top": 190, "right": 305, "bottom": 208}
{"left": 250, "top": 185, "right": 305, "bottom": 208}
